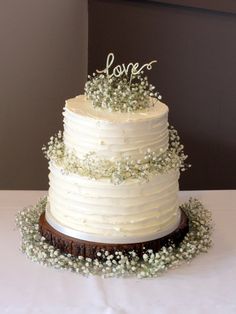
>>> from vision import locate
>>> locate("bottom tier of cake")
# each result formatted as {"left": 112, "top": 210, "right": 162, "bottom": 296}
{"left": 39, "top": 209, "right": 189, "bottom": 259}
{"left": 48, "top": 163, "right": 181, "bottom": 244}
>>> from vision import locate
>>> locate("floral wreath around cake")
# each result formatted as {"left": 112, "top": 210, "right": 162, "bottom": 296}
{"left": 16, "top": 198, "right": 212, "bottom": 278}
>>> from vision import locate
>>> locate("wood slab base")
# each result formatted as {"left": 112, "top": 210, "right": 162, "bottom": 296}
{"left": 39, "top": 210, "right": 189, "bottom": 259}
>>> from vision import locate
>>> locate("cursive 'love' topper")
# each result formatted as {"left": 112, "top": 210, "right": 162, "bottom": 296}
{"left": 85, "top": 53, "right": 160, "bottom": 112}
{"left": 96, "top": 53, "right": 157, "bottom": 83}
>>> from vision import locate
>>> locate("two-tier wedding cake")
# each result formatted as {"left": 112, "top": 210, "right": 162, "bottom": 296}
{"left": 39, "top": 53, "right": 189, "bottom": 258}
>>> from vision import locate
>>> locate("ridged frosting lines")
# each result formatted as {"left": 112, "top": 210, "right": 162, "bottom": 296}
{"left": 63, "top": 95, "right": 169, "bottom": 159}
{"left": 48, "top": 163, "right": 180, "bottom": 243}
{"left": 46, "top": 94, "right": 183, "bottom": 244}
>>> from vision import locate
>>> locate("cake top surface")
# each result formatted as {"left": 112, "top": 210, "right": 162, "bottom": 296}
{"left": 65, "top": 94, "right": 168, "bottom": 123}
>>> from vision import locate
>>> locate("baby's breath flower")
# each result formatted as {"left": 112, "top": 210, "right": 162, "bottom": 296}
{"left": 84, "top": 73, "right": 161, "bottom": 112}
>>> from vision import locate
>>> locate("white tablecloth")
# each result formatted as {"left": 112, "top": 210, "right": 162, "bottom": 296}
{"left": 0, "top": 190, "right": 235, "bottom": 314}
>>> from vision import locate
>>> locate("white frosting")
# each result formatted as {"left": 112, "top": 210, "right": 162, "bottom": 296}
{"left": 47, "top": 163, "right": 180, "bottom": 244}
{"left": 63, "top": 95, "right": 169, "bottom": 159}
{"left": 46, "top": 94, "right": 181, "bottom": 244}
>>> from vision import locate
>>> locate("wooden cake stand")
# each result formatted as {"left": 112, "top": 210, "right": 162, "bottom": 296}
{"left": 39, "top": 210, "right": 189, "bottom": 259}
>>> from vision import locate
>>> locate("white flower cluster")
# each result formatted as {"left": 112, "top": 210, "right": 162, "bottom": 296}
{"left": 42, "top": 131, "right": 64, "bottom": 160}
{"left": 42, "top": 127, "right": 190, "bottom": 184}
{"left": 84, "top": 73, "right": 161, "bottom": 112}
{"left": 16, "top": 198, "right": 213, "bottom": 278}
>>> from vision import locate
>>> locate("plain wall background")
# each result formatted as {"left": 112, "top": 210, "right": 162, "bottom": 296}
{"left": 1, "top": 0, "right": 236, "bottom": 190}
{"left": 88, "top": 0, "right": 236, "bottom": 190}
{"left": 0, "top": 0, "right": 88, "bottom": 189}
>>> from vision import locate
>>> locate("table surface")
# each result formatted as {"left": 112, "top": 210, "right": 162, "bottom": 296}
{"left": 0, "top": 190, "right": 235, "bottom": 314}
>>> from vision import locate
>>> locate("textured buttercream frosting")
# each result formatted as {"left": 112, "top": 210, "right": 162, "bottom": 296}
{"left": 46, "top": 94, "right": 181, "bottom": 244}
{"left": 47, "top": 163, "right": 180, "bottom": 243}
{"left": 63, "top": 95, "right": 169, "bottom": 160}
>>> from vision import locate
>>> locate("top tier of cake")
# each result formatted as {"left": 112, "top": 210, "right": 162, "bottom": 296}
{"left": 63, "top": 94, "right": 169, "bottom": 160}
